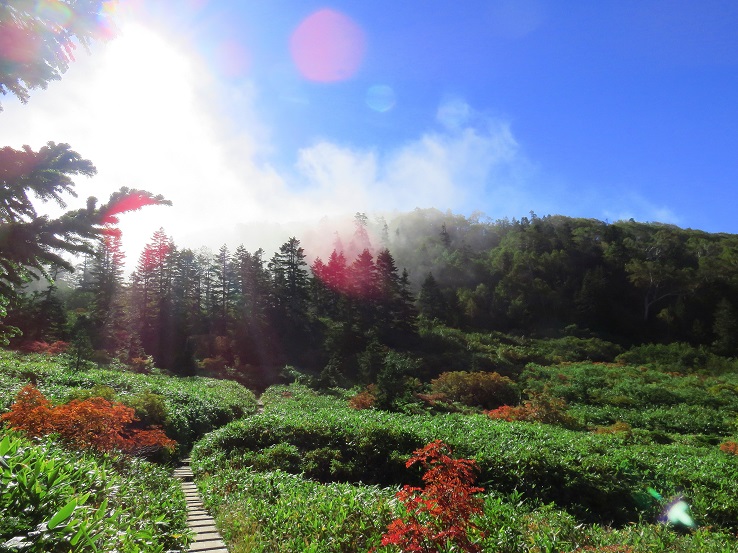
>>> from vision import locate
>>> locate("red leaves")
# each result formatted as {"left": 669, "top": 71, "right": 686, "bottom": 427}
{"left": 376, "top": 440, "right": 484, "bottom": 553}
{"left": 17, "top": 340, "right": 69, "bottom": 354}
{"left": 1, "top": 384, "right": 176, "bottom": 456}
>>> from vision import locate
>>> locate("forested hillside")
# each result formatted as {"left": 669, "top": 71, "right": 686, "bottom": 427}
{"left": 4, "top": 209, "right": 738, "bottom": 388}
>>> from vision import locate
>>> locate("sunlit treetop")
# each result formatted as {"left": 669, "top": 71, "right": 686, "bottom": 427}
{"left": 0, "top": 0, "right": 115, "bottom": 110}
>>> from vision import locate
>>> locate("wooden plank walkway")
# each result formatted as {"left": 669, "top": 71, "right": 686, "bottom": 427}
{"left": 174, "top": 459, "right": 229, "bottom": 553}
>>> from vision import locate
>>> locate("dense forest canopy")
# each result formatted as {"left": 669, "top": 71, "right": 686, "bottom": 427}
{"left": 4, "top": 208, "right": 738, "bottom": 387}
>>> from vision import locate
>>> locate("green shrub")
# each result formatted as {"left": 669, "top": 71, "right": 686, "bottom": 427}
{"left": 121, "top": 390, "right": 170, "bottom": 427}
{"left": 615, "top": 343, "right": 738, "bottom": 373}
{"left": 192, "top": 384, "right": 738, "bottom": 531}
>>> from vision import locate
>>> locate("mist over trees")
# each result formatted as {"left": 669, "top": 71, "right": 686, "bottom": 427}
{"left": 6, "top": 208, "right": 738, "bottom": 388}
{"left": 0, "top": 1, "right": 173, "bottom": 346}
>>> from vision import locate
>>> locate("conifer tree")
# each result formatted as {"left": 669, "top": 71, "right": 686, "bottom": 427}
{"left": 269, "top": 237, "right": 310, "bottom": 321}
{"left": 90, "top": 233, "right": 126, "bottom": 354}
{"left": 418, "top": 272, "right": 447, "bottom": 322}
{"left": 129, "top": 229, "right": 175, "bottom": 368}
{"left": 0, "top": 143, "right": 169, "bottom": 343}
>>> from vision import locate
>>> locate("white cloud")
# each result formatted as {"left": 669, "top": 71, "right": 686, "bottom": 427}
{"left": 294, "top": 101, "right": 525, "bottom": 216}
{"left": 0, "top": 21, "right": 538, "bottom": 268}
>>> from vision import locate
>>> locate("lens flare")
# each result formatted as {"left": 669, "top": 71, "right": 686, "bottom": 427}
{"left": 101, "top": 193, "right": 165, "bottom": 225}
{"left": 366, "top": 84, "right": 396, "bottom": 112}
{"left": 648, "top": 488, "right": 697, "bottom": 529}
{"left": 290, "top": 9, "right": 366, "bottom": 82}
{"left": 0, "top": 24, "right": 40, "bottom": 64}
{"left": 662, "top": 498, "right": 697, "bottom": 529}
{"left": 34, "top": 0, "right": 74, "bottom": 26}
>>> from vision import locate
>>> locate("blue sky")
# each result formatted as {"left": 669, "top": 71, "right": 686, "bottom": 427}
{"left": 2, "top": 0, "right": 737, "bottom": 260}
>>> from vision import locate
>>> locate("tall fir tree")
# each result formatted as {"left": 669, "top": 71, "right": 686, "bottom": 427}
{"left": 89, "top": 233, "right": 126, "bottom": 355}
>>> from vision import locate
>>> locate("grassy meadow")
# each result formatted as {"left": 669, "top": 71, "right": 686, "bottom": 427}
{"left": 2, "top": 348, "right": 738, "bottom": 552}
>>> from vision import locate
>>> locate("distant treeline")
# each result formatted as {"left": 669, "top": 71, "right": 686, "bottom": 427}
{"left": 7, "top": 209, "right": 738, "bottom": 384}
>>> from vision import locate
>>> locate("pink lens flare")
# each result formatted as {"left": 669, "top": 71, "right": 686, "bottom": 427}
{"left": 290, "top": 9, "right": 366, "bottom": 82}
{"left": 101, "top": 193, "right": 163, "bottom": 225}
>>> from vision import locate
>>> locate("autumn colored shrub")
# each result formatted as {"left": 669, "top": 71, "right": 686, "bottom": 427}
{"left": 719, "top": 440, "right": 738, "bottom": 455}
{"left": 129, "top": 355, "right": 154, "bottom": 372}
{"left": 1, "top": 384, "right": 176, "bottom": 457}
{"left": 17, "top": 340, "right": 69, "bottom": 354}
{"left": 486, "top": 391, "right": 579, "bottom": 428}
{"left": 430, "top": 370, "right": 518, "bottom": 409}
{"left": 374, "top": 439, "right": 484, "bottom": 553}
{"left": 200, "top": 355, "right": 228, "bottom": 374}
{"left": 349, "top": 385, "right": 377, "bottom": 410}
{"left": 485, "top": 404, "right": 523, "bottom": 422}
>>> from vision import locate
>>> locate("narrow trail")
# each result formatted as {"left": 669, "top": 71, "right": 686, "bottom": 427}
{"left": 173, "top": 396, "right": 264, "bottom": 552}
{"left": 174, "top": 459, "right": 228, "bottom": 553}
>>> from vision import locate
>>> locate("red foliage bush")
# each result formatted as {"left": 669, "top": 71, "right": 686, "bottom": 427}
{"left": 374, "top": 440, "right": 484, "bottom": 553}
{"left": 17, "top": 340, "right": 69, "bottom": 354}
{"left": 486, "top": 404, "right": 524, "bottom": 422}
{"left": 1, "top": 384, "right": 176, "bottom": 456}
{"left": 486, "top": 391, "right": 578, "bottom": 428}
{"left": 719, "top": 440, "right": 738, "bottom": 455}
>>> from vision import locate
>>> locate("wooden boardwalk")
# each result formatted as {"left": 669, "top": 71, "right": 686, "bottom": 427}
{"left": 174, "top": 460, "right": 229, "bottom": 553}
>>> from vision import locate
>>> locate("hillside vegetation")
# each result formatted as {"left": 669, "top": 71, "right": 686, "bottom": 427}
{"left": 4, "top": 212, "right": 738, "bottom": 552}
{"left": 6, "top": 211, "right": 738, "bottom": 391}
{"left": 190, "top": 383, "right": 738, "bottom": 552}
{"left": 0, "top": 350, "right": 256, "bottom": 552}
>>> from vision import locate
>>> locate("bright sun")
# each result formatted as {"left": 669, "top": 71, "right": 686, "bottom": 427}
{"left": 87, "top": 23, "right": 203, "bottom": 155}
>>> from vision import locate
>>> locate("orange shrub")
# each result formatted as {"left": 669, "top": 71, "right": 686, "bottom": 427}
{"left": 719, "top": 440, "right": 738, "bottom": 455}
{"left": 18, "top": 340, "right": 69, "bottom": 354}
{"left": 486, "top": 404, "right": 525, "bottom": 422}
{"left": 1, "top": 384, "right": 176, "bottom": 456}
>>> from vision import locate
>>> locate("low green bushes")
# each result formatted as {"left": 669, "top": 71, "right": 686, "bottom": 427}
{"left": 191, "top": 388, "right": 738, "bottom": 552}
{"left": 615, "top": 342, "right": 738, "bottom": 373}
{"left": 0, "top": 432, "right": 191, "bottom": 552}
{"left": 519, "top": 362, "right": 738, "bottom": 438}
{"left": 192, "top": 384, "right": 738, "bottom": 531}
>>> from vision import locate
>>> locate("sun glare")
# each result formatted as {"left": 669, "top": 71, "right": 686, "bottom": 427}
{"left": 91, "top": 23, "right": 199, "bottom": 144}
{"left": 70, "top": 20, "right": 224, "bottom": 262}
